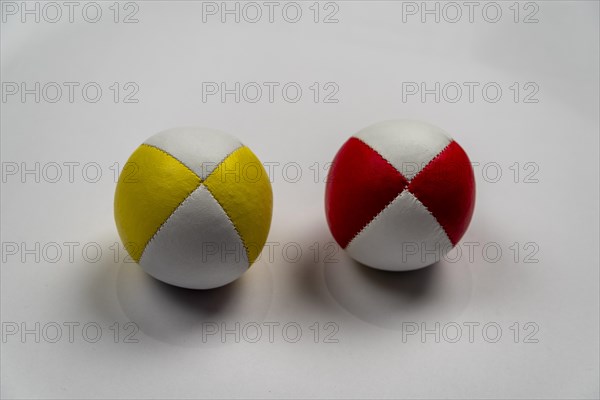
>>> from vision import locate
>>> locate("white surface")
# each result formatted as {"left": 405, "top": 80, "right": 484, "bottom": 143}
{"left": 1, "top": 1, "right": 599, "bottom": 399}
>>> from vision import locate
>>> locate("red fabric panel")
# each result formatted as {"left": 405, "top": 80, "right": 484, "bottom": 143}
{"left": 408, "top": 141, "right": 475, "bottom": 245}
{"left": 325, "top": 137, "right": 408, "bottom": 248}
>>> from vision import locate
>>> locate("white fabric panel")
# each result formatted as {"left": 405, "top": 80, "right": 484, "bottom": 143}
{"left": 353, "top": 120, "right": 452, "bottom": 180}
{"left": 139, "top": 185, "right": 249, "bottom": 289}
{"left": 346, "top": 190, "right": 453, "bottom": 271}
{"left": 144, "top": 127, "right": 242, "bottom": 180}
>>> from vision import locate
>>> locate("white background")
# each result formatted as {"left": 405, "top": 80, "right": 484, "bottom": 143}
{"left": 1, "top": 1, "right": 599, "bottom": 399}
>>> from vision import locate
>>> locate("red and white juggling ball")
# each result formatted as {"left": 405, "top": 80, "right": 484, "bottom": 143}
{"left": 325, "top": 120, "right": 476, "bottom": 271}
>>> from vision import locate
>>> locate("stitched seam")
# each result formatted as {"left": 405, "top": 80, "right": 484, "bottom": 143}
{"left": 344, "top": 137, "right": 408, "bottom": 248}
{"left": 201, "top": 144, "right": 252, "bottom": 262}
{"left": 203, "top": 144, "right": 245, "bottom": 181}
{"left": 138, "top": 144, "right": 251, "bottom": 264}
{"left": 142, "top": 142, "right": 245, "bottom": 182}
{"left": 346, "top": 189, "right": 453, "bottom": 250}
{"left": 346, "top": 141, "right": 455, "bottom": 249}
{"left": 407, "top": 189, "right": 453, "bottom": 248}
{"left": 346, "top": 189, "right": 406, "bottom": 248}
{"left": 135, "top": 144, "right": 202, "bottom": 261}
{"left": 202, "top": 183, "right": 251, "bottom": 264}
{"left": 141, "top": 143, "right": 201, "bottom": 181}
{"left": 138, "top": 182, "right": 200, "bottom": 262}
{"left": 407, "top": 141, "right": 454, "bottom": 244}
{"left": 353, "top": 136, "right": 409, "bottom": 183}
{"left": 409, "top": 140, "right": 452, "bottom": 183}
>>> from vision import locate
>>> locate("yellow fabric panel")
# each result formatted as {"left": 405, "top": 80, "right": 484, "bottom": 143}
{"left": 203, "top": 146, "right": 273, "bottom": 264}
{"left": 114, "top": 144, "right": 201, "bottom": 262}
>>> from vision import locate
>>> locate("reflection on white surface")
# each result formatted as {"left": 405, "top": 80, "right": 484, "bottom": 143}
{"left": 116, "top": 259, "right": 274, "bottom": 348}
{"left": 324, "top": 252, "right": 472, "bottom": 330}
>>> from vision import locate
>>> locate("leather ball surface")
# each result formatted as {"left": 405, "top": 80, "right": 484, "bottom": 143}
{"left": 325, "top": 120, "right": 475, "bottom": 271}
{"left": 114, "top": 127, "right": 273, "bottom": 289}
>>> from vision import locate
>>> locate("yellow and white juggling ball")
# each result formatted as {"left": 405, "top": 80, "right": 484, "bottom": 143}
{"left": 114, "top": 127, "right": 273, "bottom": 289}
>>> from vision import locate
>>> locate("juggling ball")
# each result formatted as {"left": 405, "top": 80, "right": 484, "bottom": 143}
{"left": 325, "top": 120, "right": 475, "bottom": 271}
{"left": 114, "top": 127, "right": 273, "bottom": 289}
